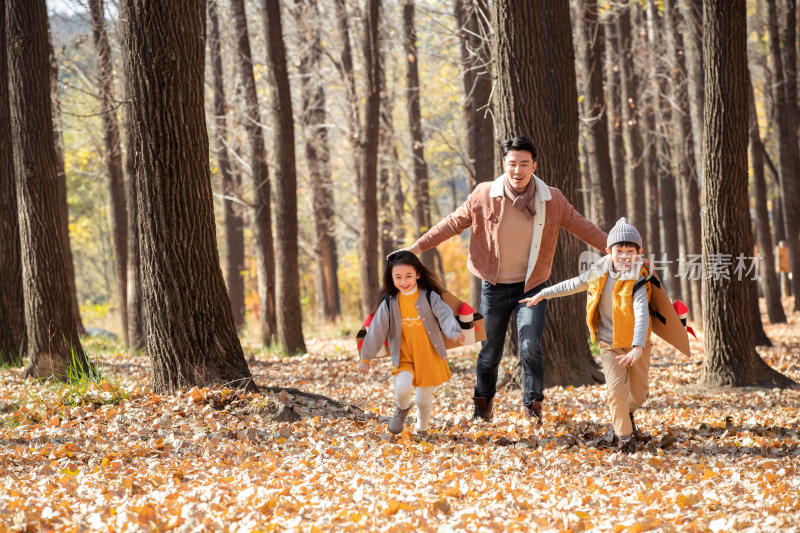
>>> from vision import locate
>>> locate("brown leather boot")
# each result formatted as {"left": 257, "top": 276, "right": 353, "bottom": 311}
{"left": 470, "top": 397, "right": 494, "bottom": 422}
{"left": 521, "top": 400, "right": 543, "bottom": 425}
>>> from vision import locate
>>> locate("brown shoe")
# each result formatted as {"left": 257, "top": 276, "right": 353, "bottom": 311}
{"left": 619, "top": 438, "right": 636, "bottom": 454}
{"left": 470, "top": 397, "right": 494, "bottom": 423}
{"left": 521, "top": 400, "right": 543, "bottom": 425}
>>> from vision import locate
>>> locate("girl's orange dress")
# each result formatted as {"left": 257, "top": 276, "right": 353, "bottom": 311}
{"left": 393, "top": 289, "right": 451, "bottom": 387}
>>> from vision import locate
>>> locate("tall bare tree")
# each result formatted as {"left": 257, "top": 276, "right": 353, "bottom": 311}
{"left": 118, "top": 11, "right": 144, "bottom": 351}
{"left": 576, "top": 0, "right": 615, "bottom": 231}
{"left": 767, "top": 0, "right": 800, "bottom": 311}
{"left": 748, "top": 77, "right": 786, "bottom": 324}
{"left": 402, "top": 0, "right": 435, "bottom": 273}
{"left": 680, "top": 0, "right": 704, "bottom": 176}
{"left": 262, "top": 0, "right": 306, "bottom": 353}
{"left": 0, "top": 0, "right": 27, "bottom": 361}
{"left": 49, "top": 25, "right": 86, "bottom": 337}
{"left": 699, "top": 0, "right": 794, "bottom": 388}
{"left": 124, "top": 0, "right": 255, "bottom": 393}
{"left": 617, "top": 1, "right": 646, "bottom": 243}
{"left": 293, "top": 0, "right": 341, "bottom": 322}
{"left": 454, "top": 0, "right": 494, "bottom": 309}
{"left": 664, "top": 0, "right": 702, "bottom": 321}
{"left": 231, "top": 0, "right": 277, "bottom": 344}
{"left": 358, "top": 0, "right": 382, "bottom": 314}
{"left": 603, "top": 9, "right": 626, "bottom": 219}
{"left": 89, "top": 0, "right": 129, "bottom": 344}
{"left": 7, "top": 0, "right": 92, "bottom": 379}
{"left": 208, "top": 0, "right": 245, "bottom": 331}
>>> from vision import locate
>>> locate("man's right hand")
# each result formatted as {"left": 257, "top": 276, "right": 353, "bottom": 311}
{"left": 358, "top": 360, "right": 372, "bottom": 374}
{"left": 387, "top": 243, "right": 421, "bottom": 259}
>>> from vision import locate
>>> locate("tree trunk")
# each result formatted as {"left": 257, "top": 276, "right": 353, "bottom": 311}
{"left": 0, "top": 1, "right": 27, "bottom": 361}
{"left": 7, "top": 0, "right": 92, "bottom": 379}
{"left": 402, "top": 0, "right": 435, "bottom": 272}
{"left": 333, "top": 0, "right": 362, "bottom": 186}
{"left": 617, "top": 1, "right": 646, "bottom": 243}
{"left": 603, "top": 13, "right": 626, "bottom": 220}
{"left": 493, "top": 0, "right": 603, "bottom": 388}
{"left": 49, "top": 27, "right": 86, "bottom": 338}
{"left": 207, "top": 0, "right": 245, "bottom": 331}
{"left": 699, "top": 0, "right": 794, "bottom": 389}
{"left": 680, "top": 0, "right": 704, "bottom": 176}
{"left": 378, "top": 24, "right": 400, "bottom": 260}
{"left": 578, "top": 0, "right": 616, "bottom": 231}
{"left": 768, "top": 0, "right": 800, "bottom": 311}
{"left": 118, "top": 13, "right": 145, "bottom": 352}
{"left": 124, "top": 0, "right": 255, "bottom": 393}
{"left": 262, "top": 0, "right": 305, "bottom": 354}
{"left": 643, "top": 0, "right": 661, "bottom": 257}
{"left": 89, "top": 0, "right": 129, "bottom": 345}
{"left": 358, "top": 0, "right": 382, "bottom": 315}
{"left": 294, "top": 0, "right": 341, "bottom": 322}
{"left": 231, "top": 0, "right": 276, "bottom": 345}
{"left": 747, "top": 76, "right": 786, "bottom": 324}
{"left": 454, "top": 0, "right": 494, "bottom": 310}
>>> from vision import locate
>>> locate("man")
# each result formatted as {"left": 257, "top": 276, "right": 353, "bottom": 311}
{"left": 396, "top": 137, "right": 607, "bottom": 423}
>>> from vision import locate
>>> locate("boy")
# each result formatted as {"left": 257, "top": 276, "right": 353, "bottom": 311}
{"left": 521, "top": 217, "right": 651, "bottom": 454}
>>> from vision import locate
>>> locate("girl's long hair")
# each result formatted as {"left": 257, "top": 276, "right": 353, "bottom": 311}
{"left": 380, "top": 251, "right": 447, "bottom": 299}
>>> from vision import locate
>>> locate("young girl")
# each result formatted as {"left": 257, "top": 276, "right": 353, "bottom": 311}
{"left": 358, "top": 251, "right": 465, "bottom": 435}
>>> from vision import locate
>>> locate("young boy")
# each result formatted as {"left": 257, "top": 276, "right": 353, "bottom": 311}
{"left": 521, "top": 217, "right": 651, "bottom": 454}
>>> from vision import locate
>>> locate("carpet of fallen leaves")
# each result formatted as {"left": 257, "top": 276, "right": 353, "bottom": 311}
{"left": 2, "top": 301, "right": 800, "bottom": 532}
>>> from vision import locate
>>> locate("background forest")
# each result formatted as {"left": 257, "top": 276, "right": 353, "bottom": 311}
{"left": 30, "top": 0, "right": 796, "bottom": 355}
{"left": 2, "top": 0, "right": 800, "bottom": 530}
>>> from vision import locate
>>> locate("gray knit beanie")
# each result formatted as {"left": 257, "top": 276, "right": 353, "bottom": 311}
{"left": 606, "top": 217, "right": 642, "bottom": 249}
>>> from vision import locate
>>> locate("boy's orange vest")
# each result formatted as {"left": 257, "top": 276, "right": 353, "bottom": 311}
{"left": 586, "top": 264, "right": 652, "bottom": 348}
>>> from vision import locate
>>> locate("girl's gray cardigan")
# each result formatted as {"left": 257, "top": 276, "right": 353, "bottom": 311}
{"left": 359, "top": 289, "right": 462, "bottom": 368}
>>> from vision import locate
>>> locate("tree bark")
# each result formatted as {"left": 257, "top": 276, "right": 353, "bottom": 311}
{"left": 493, "top": 0, "right": 603, "bottom": 388}
{"left": 680, "top": 0, "right": 704, "bottom": 176}
{"left": 7, "top": 0, "right": 92, "bottom": 379}
{"left": 402, "top": 0, "right": 435, "bottom": 271}
{"left": 207, "top": 0, "right": 245, "bottom": 331}
{"left": 747, "top": 76, "right": 786, "bottom": 324}
{"left": 617, "top": 1, "right": 646, "bottom": 244}
{"left": 0, "top": 0, "right": 27, "bottom": 361}
{"left": 49, "top": 26, "right": 86, "bottom": 338}
{"left": 124, "top": 0, "right": 255, "bottom": 393}
{"left": 666, "top": 1, "right": 703, "bottom": 323}
{"left": 642, "top": 0, "right": 661, "bottom": 257}
{"left": 333, "top": 0, "right": 362, "bottom": 186}
{"left": 454, "top": 0, "right": 494, "bottom": 310}
{"left": 118, "top": 11, "right": 145, "bottom": 352}
{"left": 358, "top": 0, "right": 382, "bottom": 315}
{"left": 699, "top": 0, "right": 794, "bottom": 389}
{"left": 768, "top": 0, "right": 800, "bottom": 311}
{"left": 230, "top": 0, "right": 276, "bottom": 345}
{"left": 294, "top": 0, "right": 341, "bottom": 322}
{"left": 603, "top": 12, "right": 626, "bottom": 220}
{"left": 262, "top": 0, "right": 306, "bottom": 353}
{"left": 578, "top": 0, "right": 616, "bottom": 232}
{"left": 89, "top": 0, "right": 129, "bottom": 345}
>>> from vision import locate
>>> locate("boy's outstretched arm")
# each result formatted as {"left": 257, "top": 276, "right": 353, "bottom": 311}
{"left": 520, "top": 273, "right": 589, "bottom": 306}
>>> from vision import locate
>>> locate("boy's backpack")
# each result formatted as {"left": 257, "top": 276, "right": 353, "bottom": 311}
{"left": 631, "top": 269, "right": 696, "bottom": 356}
{"left": 355, "top": 290, "right": 485, "bottom": 358}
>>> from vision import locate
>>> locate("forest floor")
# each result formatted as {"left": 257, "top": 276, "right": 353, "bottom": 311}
{"left": 1, "top": 300, "right": 800, "bottom": 532}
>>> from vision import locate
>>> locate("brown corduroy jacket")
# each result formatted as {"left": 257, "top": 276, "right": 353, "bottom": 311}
{"left": 416, "top": 175, "right": 608, "bottom": 292}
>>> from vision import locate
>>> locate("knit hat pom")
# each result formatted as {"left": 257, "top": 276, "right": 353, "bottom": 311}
{"left": 607, "top": 217, "right": 642, "bottom": 249}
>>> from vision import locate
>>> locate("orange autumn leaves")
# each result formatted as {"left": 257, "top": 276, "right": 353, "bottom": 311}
{"left": 1, "top": 314, "right": 799, "bottom": 531}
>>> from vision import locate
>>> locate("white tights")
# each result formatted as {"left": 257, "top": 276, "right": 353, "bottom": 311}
{"left": 394, "top": 371, "right": 435, "bottom": 432}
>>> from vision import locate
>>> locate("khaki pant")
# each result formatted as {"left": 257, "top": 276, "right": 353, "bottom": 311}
{"left": 598, "top": 341, "right": 651, "bottom": 437}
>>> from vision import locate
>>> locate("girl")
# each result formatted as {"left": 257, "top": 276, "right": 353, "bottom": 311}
{"left": 358, "top": 251, "right": 465, "bottom": 435}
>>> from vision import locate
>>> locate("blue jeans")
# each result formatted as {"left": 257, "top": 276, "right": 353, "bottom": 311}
{"left": 474, "top": 280, "right": 547, "bottom": 407}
